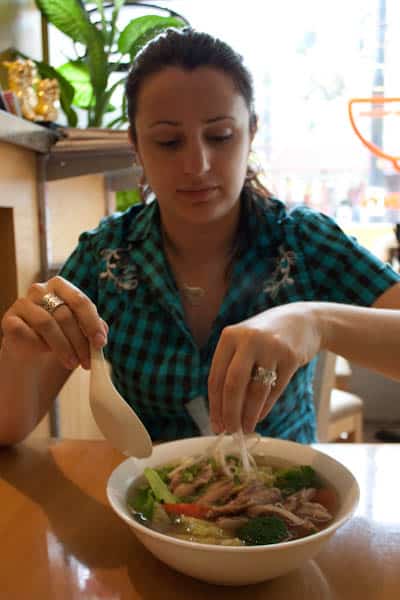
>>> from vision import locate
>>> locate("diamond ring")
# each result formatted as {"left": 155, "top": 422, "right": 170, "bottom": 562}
{"left": 41, "top": 292, "right": 66, "bottom": 315}
{"left": 251, "top": 365, "right": 278, "bottom": 387}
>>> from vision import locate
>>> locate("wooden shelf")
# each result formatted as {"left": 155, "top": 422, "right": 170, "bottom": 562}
{"left": 0, "top": 109, "right": 58, "bottom": 153}
{"left": 0, "top": 111, "right": 135, "bottom": 181}
{"left": 45, "top": 140, "right": 134, "bottom": 181}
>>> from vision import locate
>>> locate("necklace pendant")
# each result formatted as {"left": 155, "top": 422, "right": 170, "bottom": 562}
{"left": 182, "top": 284, "right": 206, "bottom": 306}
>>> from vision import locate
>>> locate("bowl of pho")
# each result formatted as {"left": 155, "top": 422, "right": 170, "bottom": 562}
{"left": 107, "top": 434, "right": 359, "bottom": 585}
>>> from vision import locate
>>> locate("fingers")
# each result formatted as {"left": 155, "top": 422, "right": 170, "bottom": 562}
{"left": 209, "top": 326, "right": 271, "bottom": 434}
{"left": 1, "top": 314, "right": 49, "bottom": 355}
{"left": 49, "top": 305, "right": 91, "bottom": 369}
{"left": 31, "top": 277, "right": 107, "bottom": 344}
{"left": 209, "top": 326, "right": 297, "bottom": 435}
{"left": 6, "top": 276, "right": 109, "bottom": 370}
{"left": 45, "top": 290, "right": 107, "bottom": 369}
{"left": 241, "top": 376, "right": 275, "bottom": 434}
{"left": 220, "top": 349, "right": 256, "bottom": 433}
{"left": 7, "top": 300, "right": 80, "bottom": 370}
{"left": 208, "top": 328, "right": 236, "bottom": 433}
{"left": 257, "top": 363, "right": 296, "bottom": 422}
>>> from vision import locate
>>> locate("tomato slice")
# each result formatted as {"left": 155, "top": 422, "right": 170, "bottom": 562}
{"left": 313, "top": 488, "right": 338, "bottom": 513}
{"left": 163, "top": 503, "right": 209, "bottom": 519}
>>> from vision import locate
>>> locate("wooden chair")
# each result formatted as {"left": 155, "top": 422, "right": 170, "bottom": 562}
{"left": 313, "top": 351, "right": 364, "bottom": 442}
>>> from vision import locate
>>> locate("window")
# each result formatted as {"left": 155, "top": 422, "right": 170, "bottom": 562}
{"left": 158, "top": 0, "right": 400, "bottom": 260}
{"left": 45, "top": 0, "right": 400, "bottom": 260}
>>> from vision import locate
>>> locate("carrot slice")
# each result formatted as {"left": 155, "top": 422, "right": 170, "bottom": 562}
{"left": 163, "top": 503, "right": 209, "bottom": 519}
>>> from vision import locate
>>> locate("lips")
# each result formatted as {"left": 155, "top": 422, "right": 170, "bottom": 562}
{"left": 176, "top": 186, "right": 220, "bottom": 203}
{"left": 177, "top": 185, "right": 219, "bottom": 193}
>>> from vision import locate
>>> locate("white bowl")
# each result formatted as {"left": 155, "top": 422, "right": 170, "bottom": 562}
{"left": 107, "top": 436, "right": 359, "bottom": 586}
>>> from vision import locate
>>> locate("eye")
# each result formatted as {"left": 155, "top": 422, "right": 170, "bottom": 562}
{"left": 207, "top": 133, "right": 233, "bottom": 143}
{"left": 156, "top": 139, "right": 180, "bottom": 148}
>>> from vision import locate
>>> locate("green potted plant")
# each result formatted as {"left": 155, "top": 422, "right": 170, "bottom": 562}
{"left": 32, "top": 0, "right": 188, "bottom": 128}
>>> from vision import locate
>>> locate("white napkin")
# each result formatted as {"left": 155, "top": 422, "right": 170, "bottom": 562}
{"left": 186, "top": 396, "right": 214, "bottom": 436}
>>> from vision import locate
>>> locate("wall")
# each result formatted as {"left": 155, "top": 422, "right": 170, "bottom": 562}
{"left": 0, "top": 1, "right": 42, "bottom": 61}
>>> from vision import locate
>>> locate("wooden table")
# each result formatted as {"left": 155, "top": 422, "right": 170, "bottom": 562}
{"left": 0, "top": 440, "right": 399, "bottom": 599}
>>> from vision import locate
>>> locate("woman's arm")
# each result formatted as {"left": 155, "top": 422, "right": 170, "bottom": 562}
{"left": 0, "top": 345, "right": 70, "bottom": 444}
{"left": 208, "top": 282, "right": 400, "bottom": 434}
{"left": 317, "top": 281, "right": 400, "bottom": 380}
{"left": 0, "top": 276, "right": 107, "bottom": 445}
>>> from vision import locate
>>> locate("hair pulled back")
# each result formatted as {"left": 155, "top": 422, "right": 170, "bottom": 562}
{"left": 125, "top": 27, "right": 270, "bottom": 201}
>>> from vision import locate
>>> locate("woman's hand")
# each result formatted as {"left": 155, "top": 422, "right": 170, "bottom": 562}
{"left": 208, "top": 302, "right": 322, "bottom": 434}
{"left": 1, "top": 276, "right": 107, "bottom": 371}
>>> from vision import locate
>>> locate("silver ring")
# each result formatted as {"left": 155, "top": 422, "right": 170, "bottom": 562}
{"left": 41, "top": 292, "right": 66, "bottom": 315}
{"left": 251, "top": 365, "right": 278, "bottom": 387}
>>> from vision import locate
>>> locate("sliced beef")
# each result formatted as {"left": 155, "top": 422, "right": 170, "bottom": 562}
{"left": 196, "top": 479, "right": 237, "bottom": 505}
{"left": 173, "top": 463, "right": 214, "bottom": 498}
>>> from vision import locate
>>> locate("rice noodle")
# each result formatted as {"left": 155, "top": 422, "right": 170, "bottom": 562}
{"left": 204, "top": 430, "right": 262, "bottom": 479}
{"left": 168, "top": 431, "right": 263, "bottom": 481}
{"left": 234, "top": 429, "right": 252, "bottom": 474}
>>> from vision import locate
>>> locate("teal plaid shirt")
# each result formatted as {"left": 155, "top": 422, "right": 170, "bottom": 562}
{"left": 60, "top": 195, "right": 400, "bottom": 443}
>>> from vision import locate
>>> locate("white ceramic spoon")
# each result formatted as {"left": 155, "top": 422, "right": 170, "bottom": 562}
{"left": 89, "top": 346, "right": 153, "bottom": 458}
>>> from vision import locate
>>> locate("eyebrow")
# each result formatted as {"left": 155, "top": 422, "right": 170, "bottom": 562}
{"left": 149, "top": 116, "right": 235, "bottom": 128}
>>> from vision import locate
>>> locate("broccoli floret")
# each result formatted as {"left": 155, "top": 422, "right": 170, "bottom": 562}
{"left": 237, "top": 516, "right": 289, "bottom": 546}
{"left": 274, "top": 465, "right": 319, "bottom": 494}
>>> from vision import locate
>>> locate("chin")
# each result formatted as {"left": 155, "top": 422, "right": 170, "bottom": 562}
{"left": 178, "top": 199, "right": 238, "bottom": 225}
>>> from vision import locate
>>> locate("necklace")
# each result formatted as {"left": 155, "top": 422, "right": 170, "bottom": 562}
{"left": 181, "top": 283, "right": 206, "bottom": 306}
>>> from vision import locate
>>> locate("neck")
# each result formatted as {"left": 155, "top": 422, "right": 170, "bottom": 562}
{"left": 161, "top": 204, "right": 241, "bottom": 265}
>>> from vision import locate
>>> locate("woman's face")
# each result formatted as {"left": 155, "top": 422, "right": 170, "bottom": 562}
{"left": 132, "top": 66, "right": 254, "bottom": 226}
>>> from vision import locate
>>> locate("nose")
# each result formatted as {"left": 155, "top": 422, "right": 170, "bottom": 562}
{"left": 182, "top": 136, "right": 211, "bottom": 175}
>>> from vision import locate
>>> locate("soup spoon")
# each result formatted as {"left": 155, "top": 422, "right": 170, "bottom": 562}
{"left": 89, "top": 345, "right": 153, "bottom": 458}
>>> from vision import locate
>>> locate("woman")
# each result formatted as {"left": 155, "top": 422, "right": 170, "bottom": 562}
{"left": 1, "top": 28, "right": 400, "bottom": 445}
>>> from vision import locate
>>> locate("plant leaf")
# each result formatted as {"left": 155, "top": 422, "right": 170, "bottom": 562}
{"left": 116, "top": 188, "right": 141, "bottom": 211}
{"left": 106, "top": 115, "right": 127, "bottom": 129}
{"left": 112, "top": 0, "right": 126, "bottom": 28}
{"left": 58, "top": 61, "right": 94, "bottom": 108}
{"left": 35, "top": 0, "right": 108, "bottom": 94}
{"left": 85, "top": 24, "right": 108, "bottom": 92}
{"left": 118, "top": 15, "right": 185, "bottom": 56}
{"left": 34, "top": 0, "right": 89, "bottom": 43}
{"left": 109, "top": 0, "right": 126, "bottom": 49}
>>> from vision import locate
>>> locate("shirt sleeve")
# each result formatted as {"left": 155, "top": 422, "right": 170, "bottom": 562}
{"left": 287, "top": 206, "right": 400, "bottom": 306}
{"left": 58, "top": 230, "right": 99, "bottom": 304}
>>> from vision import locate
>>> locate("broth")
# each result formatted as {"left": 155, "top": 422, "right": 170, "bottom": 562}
{"left": 127, "top": 453, "right": 338, "bottom": 547}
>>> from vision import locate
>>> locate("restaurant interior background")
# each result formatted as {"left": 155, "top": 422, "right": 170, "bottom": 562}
{"left": 1, "top": 0, "right": 400, "bottom": 433}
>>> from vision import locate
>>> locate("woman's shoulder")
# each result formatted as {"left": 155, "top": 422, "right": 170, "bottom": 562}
{"left": 252, "top": 195, "right": 329, "bottom": 232}
{"left": 77, "top": 202, "right": 153, "bottom": 249}
{"left": 264, "top": 199, "right": 342, "bottom": 237}
{"left": 253, "top": 196, "right": 356, "bottom": 257}
{"left": 253, "top": 195, "right": 320, "bottom": 222}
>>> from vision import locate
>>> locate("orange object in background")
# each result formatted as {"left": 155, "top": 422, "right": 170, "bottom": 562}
{"left": 384, "top": 192, "right": 400, "bottom": 210}
{"left": 348, "top": 97, "right": 400, "bottom": 172}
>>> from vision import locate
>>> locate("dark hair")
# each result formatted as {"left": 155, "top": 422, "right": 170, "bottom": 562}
{"left": 125, "top": 27, "right": 271, "bottom": 201}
